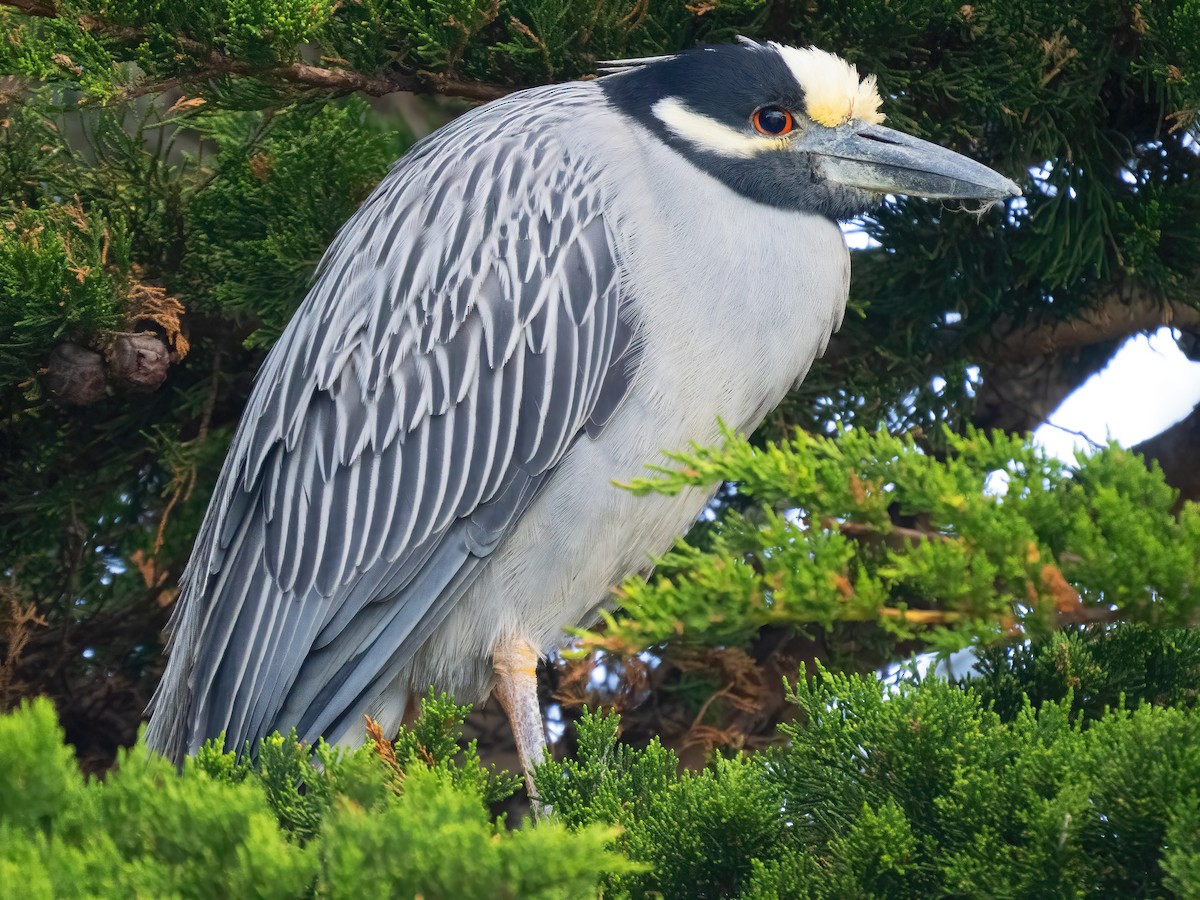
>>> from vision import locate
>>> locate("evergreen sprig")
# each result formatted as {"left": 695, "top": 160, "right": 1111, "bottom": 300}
{"left": 386, "top": 689, "right": 523, "bottom": 808}
{"left": 0, "top": 202, "right": 130, "bottom": 386}
{"left": 584, "top": 426, "right": 1200, "bottom": 655}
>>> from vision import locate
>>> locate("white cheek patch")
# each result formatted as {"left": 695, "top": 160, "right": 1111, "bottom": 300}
{"left": 774, "top": 44, "right": 884, "bottom": 128}
{"left": 651, "top": 97, "right": 786, "bottom": 158}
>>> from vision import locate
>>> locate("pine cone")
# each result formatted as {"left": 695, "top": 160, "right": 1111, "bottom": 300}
{"left": 41, "top": 343, "right": 107, "bottom": 405}
{"left": 106, "top": 332, "right": 170, "bottom": 392}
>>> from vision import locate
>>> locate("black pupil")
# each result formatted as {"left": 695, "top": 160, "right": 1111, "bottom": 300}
{"left": 758, "top": 107, "right": 788, "bottom": 134}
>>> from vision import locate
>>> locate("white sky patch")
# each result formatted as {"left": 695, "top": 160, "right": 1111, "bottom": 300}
{"left": 651, "top": 97, "right": 778, "bottom": 158}
{"left": 1035, "top": 328, "right": 1200, "bottom": 461}
{"left": 837, "top": 225, "right": 1200, "bottom": 465}
{"left": 841, "top": 220, "right": 876, "bottom": 250}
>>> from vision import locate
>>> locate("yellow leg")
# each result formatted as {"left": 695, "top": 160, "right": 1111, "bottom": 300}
{"left": 492, "top": 636, "right": 547, "bottom": 804}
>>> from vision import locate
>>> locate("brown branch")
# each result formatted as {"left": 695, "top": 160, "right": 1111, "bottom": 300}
{"left": 970, "top": 288, "right": 1200, "bottom": 432}
{"left": 820, "top": 284, "right": 1200, "bottom": 378}
{"left": 3, "top": 0, "right": 512, "bottom": 103}
{"left": 972, "top": 348, "right": 1113, "bottom": 433}
{"left": 0, "top": 591, "right": 47, "bottom": 708}
{"left": 983, "top": 288, "right": 1200, "bottom": 362}
{"left": 5, "top": 0, "right": 54, "bottom": 15}
{"left": 1132, "top": 401, "right": 1200, "bottom": 507}
{"left": 837, "top": 519, "right": 951, "bottom": 548}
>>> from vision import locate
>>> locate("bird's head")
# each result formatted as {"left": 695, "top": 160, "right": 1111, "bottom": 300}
{"left": 600, "top": 41, "right": 1020, "bottom": 219}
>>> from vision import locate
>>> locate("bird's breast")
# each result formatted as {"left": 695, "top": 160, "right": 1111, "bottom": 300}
{"left": 470, "top": 120, "right": 851, "bottom": 645}
{"left": 594, "top": 120, "right": 852, "bottom": 447}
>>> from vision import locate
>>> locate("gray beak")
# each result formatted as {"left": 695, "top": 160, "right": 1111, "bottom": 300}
{"left": 796, "top": 122, "right": 1021, "bottom": 201}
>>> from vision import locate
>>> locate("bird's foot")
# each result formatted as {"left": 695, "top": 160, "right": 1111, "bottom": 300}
{"left": 493, "top": 635, "right": 550, "bottom": 815}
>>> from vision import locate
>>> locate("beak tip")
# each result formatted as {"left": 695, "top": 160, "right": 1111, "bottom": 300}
{"left": 975, "top": 175, "right": 1021, "bottom": 202}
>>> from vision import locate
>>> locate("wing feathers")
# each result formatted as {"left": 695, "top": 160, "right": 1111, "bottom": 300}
{"left": 148, "top": 84, "right": 645, "bottom": 761}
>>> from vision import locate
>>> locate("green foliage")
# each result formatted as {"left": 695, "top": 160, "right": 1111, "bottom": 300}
{"left": 0, "top": 93, "right": 400, "bottom": 759}
{"left": 1165, "top": 796, "right": 1200, "bottom": 899}
{"left": 389, "top": 689, "right": 523, "bottom": 806}
{"left": 775, "top": 662, "right": 1200, "bottom": 897}
{"left": 620, "top": 755, "right": 783, "bottom": 900}
{"left": 246, "top": 730, "right": 389, "bottom": 841}
{"left": 0, "top": 698, "right": 315, "bottom": 899}
{"left": 967, "top": 624, "right": 1200, "bottom": 722}
{"left": 490, "top": 0, "right": 690, "bottom": 82}
{"left": 0, "top": 204, "right": 130, "bottom": 386}
{"left": 535, "top": 707, "right": 679, "bottom": 832}
{"left": 537, "top": 640, "right": 1200, "bottom": 899}
{"left": 193, "top": 690, "right": 517, "bottom": 841}
{"left": 6, "top": 632, "right": 1200, "bottom": 897}
{"left": 537, "top": 710, "right": 783, "bottom": 899}
{"left": 224, "top": 0, "right": 338, "bottom": 61}
{"left": 586, "top": 426, "right": 1200, "bottom": 656}
{"left": 0, "top": 695, "right": 626, "bottom": 899}
{"left": 0, "top": 698, "right": 84, "bottom": 836}
{"left": 0, "top": 14, "right": 120, "bottom": 99}
{"left": 320, "top": 766, "right": 628, "bottom": 900}
{"left": 384, "top": 0, "right": 503, "bottom": 70}
{"left": 183, "top": 98, "right": 401, "bottom": 347}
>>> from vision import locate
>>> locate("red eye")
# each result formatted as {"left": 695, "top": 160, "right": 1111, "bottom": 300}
{"left": 752, "top": 106, "right": 794, "bottom": 136}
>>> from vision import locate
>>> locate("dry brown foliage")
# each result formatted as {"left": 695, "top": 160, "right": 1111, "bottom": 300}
{"left": 127, "top": 272, "right": 189, "bottom": 360}
{"left": 0, "top": 588, "right": 47, "bottom": 709}
{"left": 365, "top": 714, "right": 406, "bottom": 794}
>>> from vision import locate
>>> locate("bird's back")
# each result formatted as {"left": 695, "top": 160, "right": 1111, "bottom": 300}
{"left": 146, "top": 81, "right": 638, "bottom": 761}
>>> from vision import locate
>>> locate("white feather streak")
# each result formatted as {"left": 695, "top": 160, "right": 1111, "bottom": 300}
{"left": 651, "top": 97, "right": 779, "bottom": 158}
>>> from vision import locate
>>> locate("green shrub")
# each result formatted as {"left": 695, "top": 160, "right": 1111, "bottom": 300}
{"left": 0, "top": 694, "right": 627, "bottom": 899}
{"left": 3, "top": 631, "right": 1198, "bottom": 898}
{"left": 538, "top": 632, "right": 1200, "bottom": 899}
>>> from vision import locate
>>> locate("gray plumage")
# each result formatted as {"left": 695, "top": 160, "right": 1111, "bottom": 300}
{"left": 147, "top": 41, "right": 1018, "bottom": 764}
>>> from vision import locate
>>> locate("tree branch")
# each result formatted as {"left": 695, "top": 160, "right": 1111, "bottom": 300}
{"left": 5, "top": 0, "right": 53, "bottom": 15}
{"left": 972, "top": 347, "right": 1115, "bottom": 433}
{"left": 972, "top": 288, "right": 1200, "bottom": 434}
{"left": 821, "top": 284, "right": 1200, "bottom": 375}
{"left": 981, "top": 288, "right": 1200, "bottom": 362}
{"left": 3, "top": 0, "right": 512, "bottom": 103}
{"left": 1132, "top": 401, "right": 1200, "bottom": 507}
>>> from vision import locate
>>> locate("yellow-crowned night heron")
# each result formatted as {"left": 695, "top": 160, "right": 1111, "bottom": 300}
{"left": 146, "top": 41, "right": 1019, "bottom": 787}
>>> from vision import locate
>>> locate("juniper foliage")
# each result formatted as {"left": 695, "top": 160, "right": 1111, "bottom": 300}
{"left": 0, "top": 693, "right": 629, "bottom": 899}
{"left": 3, "top": 629, "right": 1198, "bottom": 897}
{"left": 584, "top": 427, "right": 1200, "bottom": 657}
{"left": 538, "top": 642, "right": 1200, "bottom": 898}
